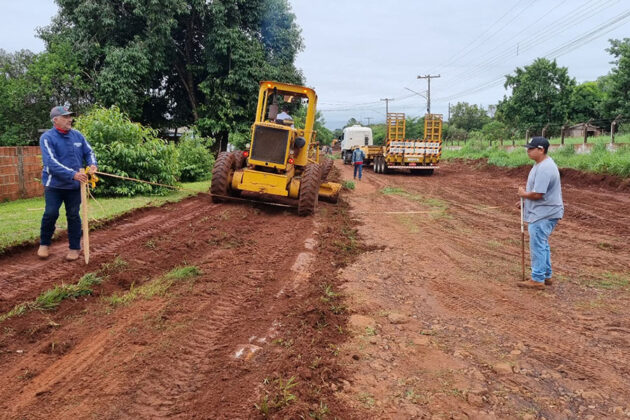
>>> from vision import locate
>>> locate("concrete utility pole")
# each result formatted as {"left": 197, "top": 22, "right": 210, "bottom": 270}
{"left": 380, "top": 98, "right": 394, "bottom": 116}
{"left": 364, "top": 117, "right": 372, "bottom": 126}
{"left": 380, "top": 98, "right": 394, "bottom": 142}
{"left": 417, "top": 74, "right": 440, "bottom": 115}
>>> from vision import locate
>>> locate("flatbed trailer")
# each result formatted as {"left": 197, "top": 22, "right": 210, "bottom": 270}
{"left": 372, "top": 113, "right": 443, "bottom": 175}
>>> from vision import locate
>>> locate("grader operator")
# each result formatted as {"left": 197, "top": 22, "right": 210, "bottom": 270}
{"left": 211, "top": 81, "right": 340, "bottom": 216}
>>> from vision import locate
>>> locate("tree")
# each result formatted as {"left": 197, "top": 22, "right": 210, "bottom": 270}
{"left": 0, "top": 44, "right": 92, "bottom": 145}
{"left": 344, "top": 117, "right": 361, "bottom": 128}
{"left": 40, "top": 0, "right": 304, "bottom": 149}
{"left": 568, "top": 81, "right": 604, "bottom": 123}
{"left": 497, "top": 58, "right": 575, "bottom": 131}
{"left": 480, "top": 120, "right": 511, "bottom": 144}
{"left": 449, "top": 102, "right": 490, "bottom": 131}
{"left": 600, "top": 38, "right": 630, "bottom": 119}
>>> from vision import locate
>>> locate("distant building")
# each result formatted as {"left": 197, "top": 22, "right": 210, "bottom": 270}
{"left": 566, "top": 123, "right": 603, "bottom": 138}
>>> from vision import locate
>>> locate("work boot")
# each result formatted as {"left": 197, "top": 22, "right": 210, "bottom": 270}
{"left": 37, "top": 245, "right": 49, "bottom": 259}
{"left": 545, "top": 278, "right": 553, "bottom": 286}
{"left": 66, "top": 249, "right": 80, "bottom": 261}
{"left": 518, "top": 280, "right": 545, "bottom": 290}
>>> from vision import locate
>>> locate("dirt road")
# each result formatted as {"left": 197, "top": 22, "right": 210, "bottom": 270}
{"left": 335, "top": 160, "right": 630, "bottom": 419}
{"left": 1, "top": 160, "right": 629, "bottom": 419}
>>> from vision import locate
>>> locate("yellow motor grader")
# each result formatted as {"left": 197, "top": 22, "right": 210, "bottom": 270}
{"left": 210, "top": 81, "right": 340, "bottom": 216}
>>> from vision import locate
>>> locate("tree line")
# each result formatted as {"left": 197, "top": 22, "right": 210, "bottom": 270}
{"left": 0, "top": 0, "right": 311, "bottom": 149}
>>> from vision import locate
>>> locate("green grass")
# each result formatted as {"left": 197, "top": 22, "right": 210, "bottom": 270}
{"left": 105, "top": 265, "right": 201, "bottom": 306}
{"left": 342, "top": 180, "right": 355, "bottom": 190}
{"left": 0, "top": 273, "right": 103, "bottom": 323}
{"left": 443, "top": 141, "right": 630, "bottom": 177}
{"left": 0, "top": 180, "right": 210, "bottom": 253}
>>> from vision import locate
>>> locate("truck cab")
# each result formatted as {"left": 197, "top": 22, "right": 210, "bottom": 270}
{"left": 340, "top": 125, "right": 373, "bottom": 164}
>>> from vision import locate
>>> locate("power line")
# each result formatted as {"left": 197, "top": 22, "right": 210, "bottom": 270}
{"left": 435, "top": 7, "right": 630, "bottom": 103}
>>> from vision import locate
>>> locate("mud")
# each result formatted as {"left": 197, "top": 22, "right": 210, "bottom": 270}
{"left": 1, "top": 160, "right": 629, "bottom": 419}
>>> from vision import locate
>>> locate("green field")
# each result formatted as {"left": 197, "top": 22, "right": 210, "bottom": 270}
{"left": 0, "top": 181, "right": 210, "bottom": 253}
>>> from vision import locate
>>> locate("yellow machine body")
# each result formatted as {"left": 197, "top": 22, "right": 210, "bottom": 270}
{"left": 215, "top": 81, "right": 341, "bottom": 214}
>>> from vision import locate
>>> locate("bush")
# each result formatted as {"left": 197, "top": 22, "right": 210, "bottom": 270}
{"left": 74, "top": 106, "right": 179, "bottom": 196}
{"left": 176, "top": 132, "right": 215, "bottom": 182}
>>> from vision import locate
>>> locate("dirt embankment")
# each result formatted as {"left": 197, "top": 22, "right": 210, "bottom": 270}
{"left": 1, "top": 160, "right": 629, "bottom": 419}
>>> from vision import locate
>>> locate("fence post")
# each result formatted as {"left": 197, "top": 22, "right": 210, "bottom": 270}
{"left": 525, "top": 128, "right": 530, "bottom": 143}
{"left": 611, "top": 115, "right": 622, "bottom": 144}
{"left": 542, "top": 123, "right": 549, "bottom": 139}
{"left": 583, "top": 118, "right": 593, "bottom": 144}
{"left": 16, "top": 146, "right": 27, "bottom": 199}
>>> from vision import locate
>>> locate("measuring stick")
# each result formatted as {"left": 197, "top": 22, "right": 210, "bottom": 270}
{"left": 520, "top": 197, "right": 525, "bottom": 282}
{"left": 80, "top": 169, "right": 90, "bottom": 265}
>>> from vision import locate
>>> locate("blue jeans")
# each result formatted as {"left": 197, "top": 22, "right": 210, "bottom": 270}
{"left": 353, "top": 163, "right": 363, "bottom": 179}
{"left": 527, "top": 218, "right": 559, "bottom": 282}
{"left": 40, "top": 187, "right": 82, "bottom": 250}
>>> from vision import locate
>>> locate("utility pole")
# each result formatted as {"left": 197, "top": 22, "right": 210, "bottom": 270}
{"left": 364, "top": 117, "right": 372, "bottom": 126}
{"left": 417, "top": 74, "right": 440, "bottom": 115}
{"left": 380, "top": 98, "right": 394, "bottom": 116}
{"left": 448, "top": 102, "right": 451, "bottom": 121}
{"left": 380, "top": 98, "right": 394, "bottom": 142}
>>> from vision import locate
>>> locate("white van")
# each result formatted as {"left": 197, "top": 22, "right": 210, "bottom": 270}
{"left": 340, "top": 125, "right": 373, "bottom": 164}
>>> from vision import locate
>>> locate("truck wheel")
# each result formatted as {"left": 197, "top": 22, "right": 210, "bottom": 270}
{"left": 298, "top": 163, "right": 321, "bottom": 216}
{"left": 376, "top": 156, "right": 382, "bottom": 173}
{"left": 382, "top": 159, "right": 389, "bottom": 174}
{"left": 320, "top": 157, "right": 333, "bottom": 180}
{"left": 210, "top": 152, "right": 235, "bottom": 203}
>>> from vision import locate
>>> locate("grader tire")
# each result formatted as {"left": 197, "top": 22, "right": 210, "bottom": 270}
{"left": 211, "top": 152, "right": 235, "bottom": 203}
{"left": 320, "top": 157, "right": 333, "bottom": 181}
{"left": 298, "top": 163, "right": 321, "bottom": 216}
{"left": 231, "top": 150, "right": 245, "bottom": 170}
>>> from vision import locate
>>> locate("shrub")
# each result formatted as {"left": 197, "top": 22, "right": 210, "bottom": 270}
{"left": 176, "top": 132, "right": 215, "bottom": 182}
{"left": 74, "top": 106, "right": 179, "bottom": 196}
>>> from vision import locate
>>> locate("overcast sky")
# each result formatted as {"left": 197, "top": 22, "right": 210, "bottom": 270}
{"left": 2, "top": 1, "right": 629, "bottom": 129}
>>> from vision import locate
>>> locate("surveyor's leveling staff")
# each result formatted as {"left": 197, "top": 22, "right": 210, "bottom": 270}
{"left": 520, "top": 197, "right": 525, "bottom": 282}
{"left": 80, "top": 168, "right": 90, "bottom": 265}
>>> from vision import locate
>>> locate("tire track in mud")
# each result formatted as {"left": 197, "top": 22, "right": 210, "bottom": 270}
{"left": 119, "top": 225, "right": 318, "bottom": 418}
{"left": 0, "top": 197, "right": 216, "bottom": 305}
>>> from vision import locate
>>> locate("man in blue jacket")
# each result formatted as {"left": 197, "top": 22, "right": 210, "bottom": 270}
{"left": 38, "top": 106, "right": 98, "bottom": 261}
{"left": 352, "top": 147, "right": 365, "bottom": 180}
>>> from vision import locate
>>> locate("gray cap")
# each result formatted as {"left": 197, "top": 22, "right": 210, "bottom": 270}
{"left": 50, "top": 105, "right": 74, "bottom": 119}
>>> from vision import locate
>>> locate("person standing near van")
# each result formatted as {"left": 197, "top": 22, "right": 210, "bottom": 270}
{"left": 352, "top": 147, "right": 365, "bottom": 180}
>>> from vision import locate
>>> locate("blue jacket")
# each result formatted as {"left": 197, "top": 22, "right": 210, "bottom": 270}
{"left": 40, "top": 127, "right": 97, "bottom": 189}
{"left": 352, "top": 148, "right": 365, "bottom": 164}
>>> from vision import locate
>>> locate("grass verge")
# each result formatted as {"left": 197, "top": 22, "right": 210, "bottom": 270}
{"left": 443, "top": 142, "right": 630, "bottom": 177}
{"left": 0, "top": 180, "right": 210, "bottom": 253}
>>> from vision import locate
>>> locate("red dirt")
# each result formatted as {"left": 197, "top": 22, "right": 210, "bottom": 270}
{"left": 1, "top": 160, "right": 629, "bottom": 419}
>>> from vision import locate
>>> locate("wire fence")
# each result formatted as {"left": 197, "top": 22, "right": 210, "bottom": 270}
{"left": 445, "top": 118, "right": 630, "bottom": 146}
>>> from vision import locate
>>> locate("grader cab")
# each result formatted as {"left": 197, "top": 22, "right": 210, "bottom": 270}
{"left": 210, "top": 81, "right": 340, "bottom": 216}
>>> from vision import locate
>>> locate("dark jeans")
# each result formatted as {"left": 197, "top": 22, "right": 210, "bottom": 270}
{"left": 353, "top": 163, "right": 363, "bottom": 179}
{"left": 40, "top": 187, "right": 82, "bottom": 250}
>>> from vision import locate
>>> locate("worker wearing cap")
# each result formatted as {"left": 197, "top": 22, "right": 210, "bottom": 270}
{"left": 37, "top": 106, "right": 97, "bottom": 261}
{"left": 517, "top": 136, "right": 564, "bottom": 289}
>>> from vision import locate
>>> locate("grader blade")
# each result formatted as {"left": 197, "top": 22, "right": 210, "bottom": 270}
{"left": 318, "top": 181, "right": 341, "bottom": 203}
